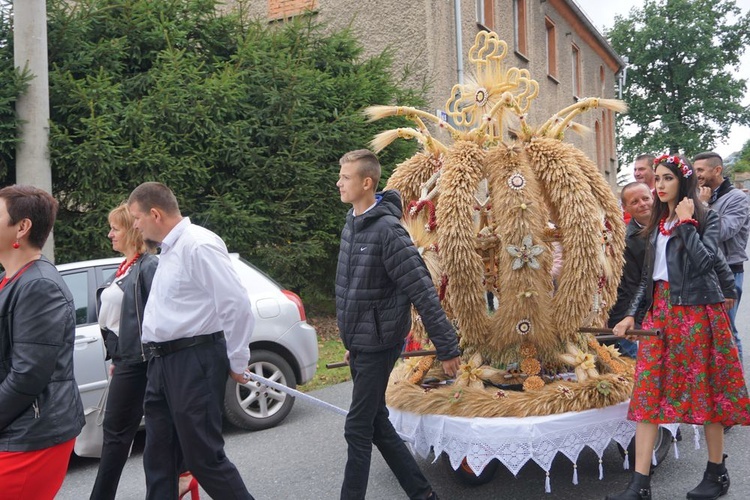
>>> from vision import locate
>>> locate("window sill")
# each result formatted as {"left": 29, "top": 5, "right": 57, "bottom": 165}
{"left": 268, "top": 9, "right": 319, "bottom": 23}
{"left": 476, "top": 22, "right": 494, "bottom": 32}
{"left": 514, "top": 50, "right": 529, "bottom": 62}
{"left": 547, "top": 74, "right": 560, "bottom": 84}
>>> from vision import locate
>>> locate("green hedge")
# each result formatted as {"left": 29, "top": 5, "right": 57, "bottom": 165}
{"left": 0, "top": 0, "right": 424, "bottom": 300}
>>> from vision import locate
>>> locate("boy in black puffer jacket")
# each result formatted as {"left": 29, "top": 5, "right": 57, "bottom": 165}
{"left": 335, "top": 149, "right": 461, "bottom": 500}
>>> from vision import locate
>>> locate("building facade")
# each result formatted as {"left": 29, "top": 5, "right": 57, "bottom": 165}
{"left": 229, "top": 0, "right": 623, "bottom": 185}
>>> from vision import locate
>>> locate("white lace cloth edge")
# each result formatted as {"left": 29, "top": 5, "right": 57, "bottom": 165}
{"left": 389, "top": 402, "right": 698, "bottom": 493}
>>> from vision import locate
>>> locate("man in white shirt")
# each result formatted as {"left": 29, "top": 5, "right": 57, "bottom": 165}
{"left": 128, "top": 182, "right": 254, "bottom": 500}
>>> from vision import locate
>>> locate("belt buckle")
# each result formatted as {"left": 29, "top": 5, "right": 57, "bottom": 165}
{"left": 148, "top": 343, "right": 163, "bottom": 358}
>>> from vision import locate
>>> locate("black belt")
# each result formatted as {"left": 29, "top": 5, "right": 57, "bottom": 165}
{"left": 729, "top": 263, "right": 744, "bottom": 274}
{"left": 145, "top": 331, "right": 224, "bottom": 358}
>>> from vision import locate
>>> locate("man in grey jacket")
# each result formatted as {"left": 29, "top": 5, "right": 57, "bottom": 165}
{"left": 335, "top": 149, "right": 461, "bottom": 500}
{"left": 695, "top": 151, "right": 750, "bottom": 361}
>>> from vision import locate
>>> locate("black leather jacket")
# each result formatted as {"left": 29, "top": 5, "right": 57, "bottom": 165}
{"left": 96, "top": 253, "right": 158, "bottom": 365}
{"left": 608, "top": 219, "right": 648, "bottom": 328}
{"left": 0, "top": 257, "right": 85, "bottom": 451}
{"left": 335, "top": 190, "right": 460, "bottom": 360}
{"left": 627, "top": 210, "right": 737, "bottom": 318}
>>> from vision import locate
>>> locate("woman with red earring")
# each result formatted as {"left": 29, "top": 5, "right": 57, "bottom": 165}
{"left": 0, "top": 185, "right": 85, "bottom": 500}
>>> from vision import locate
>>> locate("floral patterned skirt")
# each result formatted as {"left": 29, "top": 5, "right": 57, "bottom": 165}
{"left": 628, "top": 281, "right": 750, "bottom": 425}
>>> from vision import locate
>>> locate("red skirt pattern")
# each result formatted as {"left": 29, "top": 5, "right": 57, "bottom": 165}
{"left": 628, "top": 281, "right": 750, "bottom": 426}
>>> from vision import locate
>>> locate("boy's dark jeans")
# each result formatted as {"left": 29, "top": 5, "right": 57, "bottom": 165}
{"left": 341, "top": 343, "right": 432, "bottom": 500}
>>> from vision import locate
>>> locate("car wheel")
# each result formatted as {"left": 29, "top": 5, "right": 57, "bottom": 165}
{"left": 617, "top": 426, "right": 672, "bottom": 468}
{"left": 223, "top": 350, "right": 296, "bottom": 431}
{"left": 441, "top": 453, "right": 499, "bottom": 486}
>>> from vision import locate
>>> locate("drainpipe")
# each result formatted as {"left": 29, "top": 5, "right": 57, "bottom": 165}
{"left": 617, "top": 56, "right": 629, "bottom": 99}
{"left": 454, "top": 0, "right": 464, "bottom": 84}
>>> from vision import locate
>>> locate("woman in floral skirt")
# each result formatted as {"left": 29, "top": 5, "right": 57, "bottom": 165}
{"left": 609, "top": 154, "right": 750, "bottom": 500}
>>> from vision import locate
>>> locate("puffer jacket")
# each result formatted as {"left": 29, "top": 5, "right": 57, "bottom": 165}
{"left": 96, "top": 253, "right": 158, "bottom": 365}
{"left": 0, "top": 257, "right": 85, "bottom": 451}
{"left": 335, "top": 190, "right": 460, "bottom": 360}
{"left": 627, "top": 210, "right": 737, "bottom": 318}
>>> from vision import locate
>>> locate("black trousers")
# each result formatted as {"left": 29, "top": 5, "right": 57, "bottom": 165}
{"left": 90, "top": 361, "right": 148, "bottom": 500}
{"left": 143, "top": 338, "right": 253, "bottom": 500}
{"left": 341, "top": 343, "right": 431, "bottom": 500}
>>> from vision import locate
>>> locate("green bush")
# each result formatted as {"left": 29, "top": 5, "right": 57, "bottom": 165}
{"left": 1, "top": 0, "right": 424, "bottom": 299}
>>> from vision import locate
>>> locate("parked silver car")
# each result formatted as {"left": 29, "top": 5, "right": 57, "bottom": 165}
{"left": 60, "top": 254, "right": 318, "bottom": 456}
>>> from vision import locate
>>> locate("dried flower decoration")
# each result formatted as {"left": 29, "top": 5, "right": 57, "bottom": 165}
{"left": 475, "top": 87, "right": 489, "bottom": 106}
{"left": 494, "top": 389, "right": 507, "bottom": 399}
{"left": 519, "top": 342, "right": 538, "bottom": 358}
{"left": 515, "top": 319, "right": 532, "bottom": 336}
{"left": 507, "top": 235, "right": 544, "bottom": 270}
{"left": 596, "top": 380, "right": 612, "bottom": 396}
{"left": 520, "top": 358, "right": 541, "bottom": 375}
{"left": 559, "top": 343, "right": 599, "bottom": 381}
{"left": 523, "top": 375, "right": 545, "bottom": 391}
{"left": 507, "top": 172, "right": 527, "bottom": 191}
{"left": 556, "top": 384, "right": 575, "bottom": 400}
{"left": 450, "top": 389, "right": 463, "bottom": 403}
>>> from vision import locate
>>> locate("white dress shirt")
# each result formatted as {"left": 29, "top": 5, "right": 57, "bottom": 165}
{"left": 142, "top": 217, "right": 254, "bottom": 373}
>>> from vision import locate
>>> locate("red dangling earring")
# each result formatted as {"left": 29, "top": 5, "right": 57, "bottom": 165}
{"left": 12, "top": 241, "right": 20, "bottom": 249}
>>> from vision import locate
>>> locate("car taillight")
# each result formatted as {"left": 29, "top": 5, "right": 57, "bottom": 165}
{"left": 282, "top": 290, "right": 306, "bottom": 321}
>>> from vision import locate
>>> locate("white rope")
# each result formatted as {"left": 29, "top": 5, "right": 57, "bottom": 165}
{"left": 243, "top": 372, "right": 349, "bottom": 417}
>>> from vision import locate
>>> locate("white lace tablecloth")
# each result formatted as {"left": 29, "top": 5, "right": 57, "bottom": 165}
{"left": 389, "top": 402, "right": 689, "bottom": 493}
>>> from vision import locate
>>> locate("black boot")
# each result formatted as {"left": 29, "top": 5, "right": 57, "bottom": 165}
{"left": 605, "top": 471, "right": 652, "bottom": 500}
{"left": 686, "top": 454, "right": 730, "bottom": 499}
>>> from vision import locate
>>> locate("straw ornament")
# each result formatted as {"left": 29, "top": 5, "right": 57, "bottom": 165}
{"left": 366, "top": 30, "right": 631, "bottom": 417}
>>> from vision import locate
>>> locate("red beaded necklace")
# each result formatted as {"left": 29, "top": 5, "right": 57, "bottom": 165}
{"left": 115, "top": 253, "right": 141, "bottom": 278}
{"left": 659, "top": 215, "right": 676, "bottom": 237}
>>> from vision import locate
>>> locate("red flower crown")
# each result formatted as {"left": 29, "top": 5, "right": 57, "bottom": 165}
{"left": 653, "top": 154, "right": 692, "bottom": 178}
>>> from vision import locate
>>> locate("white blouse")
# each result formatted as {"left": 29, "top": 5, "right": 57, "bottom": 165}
{"left": 652, "top": 220, "right": 676, "bottom": 282}
{"left": 98, "top": 266, "right": 131, "bottom": 334}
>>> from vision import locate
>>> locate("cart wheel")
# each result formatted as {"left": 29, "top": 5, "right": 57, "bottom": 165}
{"left": 441, "top": 453, "right": 499, "bottom": 486}
{"left": 617, "top": 427, "right": 672, "bottom": 468}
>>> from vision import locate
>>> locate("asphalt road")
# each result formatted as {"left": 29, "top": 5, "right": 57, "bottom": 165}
{"left": 59, "top": 293, "right": 750, "bottom": 500}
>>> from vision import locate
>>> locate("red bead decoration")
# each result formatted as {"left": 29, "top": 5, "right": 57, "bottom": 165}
{"left": 660, "top": 216, "right": 698, "bottom": 236}
{"left": 675, "top": 218, "right": 699, "bottom": 229}
{"left": 12, "top": 241, "right": 19, "bottom": 249}
{"left": 658, "top": 216, "right": 675, "bottom": 236}
{"left": 115, "top": 253, "right": 141, "bottom": 278}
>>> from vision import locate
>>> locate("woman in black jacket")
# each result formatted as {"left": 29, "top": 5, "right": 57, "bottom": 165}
{"left": 0, "top": 185, "right": 84, "bottom": 500}
{"left": 90, "top": 203, "right": 161, "bottom": 500}
{"left": 608, "top": 156, "right": 750, "bottom": 500}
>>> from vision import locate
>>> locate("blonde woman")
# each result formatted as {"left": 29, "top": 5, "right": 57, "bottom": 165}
{"left": 90, "top": 203, "right": 159, "bottom": 500}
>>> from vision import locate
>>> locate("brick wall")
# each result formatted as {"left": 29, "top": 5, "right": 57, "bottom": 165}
{"left": 268, "top": 0, "right": 318, "bottom": 20}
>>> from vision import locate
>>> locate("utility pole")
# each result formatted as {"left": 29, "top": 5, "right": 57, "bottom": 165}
{"left": 13, "top": 0, "right": 54, "bottom": 259}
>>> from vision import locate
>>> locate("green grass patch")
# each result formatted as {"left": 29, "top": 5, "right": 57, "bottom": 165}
{"left": 300, "top": 336, "right": 350, "bottom": 392}
{"left": 299, "top": 316, "right": 351, "bottom": 392}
